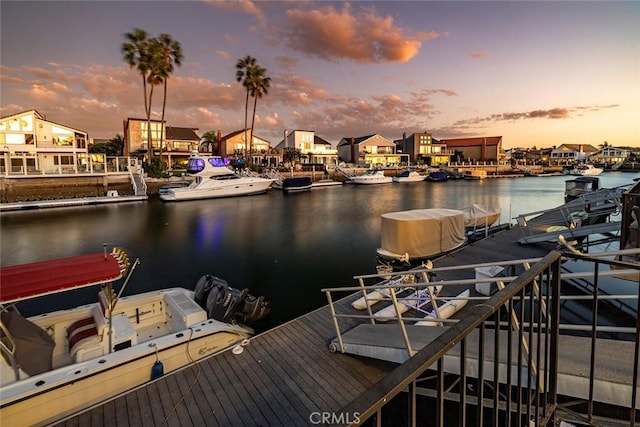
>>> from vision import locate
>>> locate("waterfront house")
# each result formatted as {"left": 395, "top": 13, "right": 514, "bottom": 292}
{"left": 124, "top": 118, "right": 200, "bottom": 169}
{"left": 337, "top": 134, "right": 405, "bottom": 167}
{"left": 438, "top": 136, "right": 503, "bottom": 162}
{"left": 274, "top": 130, "right": 338, "bottom": 166}
{"left": 218, "top": 129, "right": 276, "bottom": 165}
{"left": 393, "top": 132, "right": 453, "bottom": 165}
{"left": 549, "top": 143, "right": 598, "bottom": 166}
{"left": 589, "top": 145, "right": 634, "bottom": 168}
{"left": 0, "top": 110, "right": 89, "bottom": 176}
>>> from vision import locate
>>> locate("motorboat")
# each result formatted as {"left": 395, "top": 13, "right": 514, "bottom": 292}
{"left": 350, "top": 169, "right": 393, "bottom": 185}
{"left": 376, "top": 208, "right": 467, "bottom": 263}
{"left": 565, "top": 176, "right": 600, "bottom": 202}
{"left": 276, "top": 177, "right": 313, "bottom": 193}
{"left": 569, "top": 164, "right": 603, "bottom": 176}
{"left": 392, "top": 170, "right": 425, "bottom": 183}
{"left": 0, "top": 246, "right": 270, "bottom": 426}
{"left": 311, "top": 179, "right": 343, "bottom": 188}
{"left": 463, "top": 170, "right": 487, "bottom": 180}
{"left": 160, "top": 153, "right": 275, "bottom": 201}
{"left": 426, "top": 170, "right": 449, "bottom": 182}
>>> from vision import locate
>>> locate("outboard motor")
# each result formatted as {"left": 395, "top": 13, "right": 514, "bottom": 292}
{"left": 239, "top": 294, "right": 271, "bottom": 323}
{"left": 205, "top": 284, "right": 246, "bottom": 323}
{"left": 193, "top": 274, "right": 229, "bottom": 310}
{"left": 195, "top": 274, "right": 270, "bottom": 324}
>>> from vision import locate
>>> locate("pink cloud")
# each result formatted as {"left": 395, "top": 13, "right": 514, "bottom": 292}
{"left": 282, "top": 3, "right": 439, "bottom": 63}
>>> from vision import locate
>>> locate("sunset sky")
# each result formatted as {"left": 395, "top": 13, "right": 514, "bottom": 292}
{"left": 1, "top": 1, "right": 638, "bottom": 148}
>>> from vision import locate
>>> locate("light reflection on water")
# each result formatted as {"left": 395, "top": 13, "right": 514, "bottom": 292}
{"left": 1, "top": 172, "right": 637, "bottom": 331}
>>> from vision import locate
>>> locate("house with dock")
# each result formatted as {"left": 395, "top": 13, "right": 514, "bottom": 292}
{"left": 337, "top": 134, "right": 407, "bottom": 166}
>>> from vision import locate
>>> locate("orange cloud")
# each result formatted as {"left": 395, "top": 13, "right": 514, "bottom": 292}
{"left": 469, "top": 50, "right": 489, "bottom": 59}
{"left": 205, "top": 0, "right": 266, "bottom": 25}
{"left": 283, "top": 3, "right": 437, "bottom": 63}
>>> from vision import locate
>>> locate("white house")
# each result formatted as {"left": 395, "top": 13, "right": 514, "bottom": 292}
{"left": 549, "top": 144, "right": 599, "bottom": 166}
{"left": 337, "top": 134, "right": 403, "bottom": 166}
{"left": 0, "top": 110, "right": 89, "bottom": 175}
{"left": 275, "top": 130, "right": 338, "bottom": 165}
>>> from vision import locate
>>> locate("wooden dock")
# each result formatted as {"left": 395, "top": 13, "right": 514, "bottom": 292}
{"left": 52, "top": 192, "right": 635, "bottom": 426}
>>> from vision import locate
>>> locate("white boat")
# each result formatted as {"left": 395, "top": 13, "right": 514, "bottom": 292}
{"left": 376, "top": 209, "right": 467, "bottom": 262}
{"left": 350, "top": 169, "right": 393, "bottom": 185}
{"left": 160, "top": 153, "right": 275, "bottom": 201}
{"left": 392, "top": 170, "right": 426, "bottom": 183}
{"left": 569, "top": 164, "right": 603, "bottom": 176}
{"left": 311, "top": 179, "right": 343, "bottom": 188}
{"left": 0, "top": 246, "right": 270, "bottom": 426}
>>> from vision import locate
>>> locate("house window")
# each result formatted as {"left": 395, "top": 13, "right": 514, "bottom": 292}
{"left": 54, "top": 155, "right": 74, "bottom": 165}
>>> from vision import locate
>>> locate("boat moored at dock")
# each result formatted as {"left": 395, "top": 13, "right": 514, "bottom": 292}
{"left": 159, "top": 153, "right": 275, "bottom": 201}
{"left": 0, "top": 246, "right": 270, "bottom": 427}
{"left": 350, "top": 169, "right": 393, "bottom": 185}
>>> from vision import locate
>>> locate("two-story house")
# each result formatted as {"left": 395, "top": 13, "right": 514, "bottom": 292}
{"left": 393, "top": 132, "right": 452, "bottom": 165}
{"left": 124, "top": 118, "right": 200, "bottom": 169}
{"left": 0, "top": 109, "right": 88, "bottom": 175}
{"left": 589, "top": 145, "right": 634, "bottom": 167}
{"left": 274, "top": 130, "right": 338, "bottom": 166}
{"left": 218, "top": 129, "right": 272, "bottom": 163}
{"left": 549, "top": 144, "right": 599, "bottom": 166}
{"left": 337, "top": 134, "right": 404, "bottom": 167}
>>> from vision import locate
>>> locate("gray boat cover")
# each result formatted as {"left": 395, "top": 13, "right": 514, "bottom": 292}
{"left": 1, "top": 310, "right": 55, "bottom": 376}
{"left": 379, "top": 209, "right": 466, "bottom": 259}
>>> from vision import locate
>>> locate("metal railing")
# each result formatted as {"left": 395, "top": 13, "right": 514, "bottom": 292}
{"left": 322, "top": 248, "right": 640, "bottom": 426}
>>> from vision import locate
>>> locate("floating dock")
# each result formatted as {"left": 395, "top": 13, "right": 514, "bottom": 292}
{"left": 0, "top": 195, "right": 148, "bottom": 212}
{"left": 52, "top": 188, "right": 638, "bottom": 426}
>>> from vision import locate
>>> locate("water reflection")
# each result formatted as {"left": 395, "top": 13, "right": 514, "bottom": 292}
{"left": 1, "top": 172, "right": 636, "bottom": 331}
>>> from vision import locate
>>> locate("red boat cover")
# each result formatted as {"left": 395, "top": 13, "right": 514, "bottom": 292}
{"left": 0, "top": 253, "right": 123, "bottom": 304}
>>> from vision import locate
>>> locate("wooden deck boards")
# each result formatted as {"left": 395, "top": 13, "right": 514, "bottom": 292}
{"left": 54, "top": 203, "right": 620, "bottom": 426}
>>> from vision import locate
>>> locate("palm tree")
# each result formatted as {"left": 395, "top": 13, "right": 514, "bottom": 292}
{"left": 121, "top": 29, "right": 154, "bottom": 158}
{"left": 236, "top": 56, "right": 257, "bottom": 162}
{"left": 200, "top": 130, "right": 220, "bottom": 154}
{"left": 154, "top": 34, "right": 183, "bottom": 162}
{"left": 247, "top": 65, "right": 271, "bottom": 165}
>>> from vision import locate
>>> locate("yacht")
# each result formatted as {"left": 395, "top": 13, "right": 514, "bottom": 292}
{"left": 569, "top": 164, "right": 603, "bottom": 176}
{"left": 160, "top": 154, "right": 275, "bottom": 201}
{"left": 392, "top": 170, "right": 426, "bottom": 183}
{"left": 350, "top": 169, "right": 393, "bottom": 185}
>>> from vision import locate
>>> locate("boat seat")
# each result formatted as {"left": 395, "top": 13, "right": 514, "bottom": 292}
{"left": 67, "top": 316, "right": 101, "bottom": 361}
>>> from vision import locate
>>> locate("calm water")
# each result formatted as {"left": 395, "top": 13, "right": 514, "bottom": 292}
{"left": 2, "top": 172, "right": 637, "bottom": 331}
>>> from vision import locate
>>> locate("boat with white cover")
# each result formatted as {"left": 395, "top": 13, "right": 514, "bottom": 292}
{"left": 461, "top": 203, "right": 501, "bottom": 231}
{"left": 160, "top": 153, "right": 274, "bottom": 201}
{"left": 376, "top": 208, "right": 467, "bottom": 263}
{"left": 0, "top": 246, "right": 270, "bottom": 426}
{"left": 392, "top": 170, "right": 426, "bottom": 183}
{"left": 350, "top": 169, "right": 393, "bottom": 185}
{"left": 568, "top": 164, "right": 603, "bottom": 176}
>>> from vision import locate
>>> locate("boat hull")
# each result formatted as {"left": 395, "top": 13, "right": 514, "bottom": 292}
{"left": 160, "top": 178, "right": 273, "bottom": 201}
{"left": 0, "top": 324, "right": 245, "bottom": 427}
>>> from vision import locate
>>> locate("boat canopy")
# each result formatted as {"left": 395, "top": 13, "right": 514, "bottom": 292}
{"left": 379, "top": 209, "right": 466, "bottom": 259}
{"left": 461, "top": 204, "right": 501, "bottom": 228}
{"left": 0, "top": 250, "right": 127, "bottom": 305}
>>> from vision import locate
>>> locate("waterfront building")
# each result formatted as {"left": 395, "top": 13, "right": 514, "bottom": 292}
{"left": 393, "top": 132, "right": 453, "bottom": 165}
{"left": 0, "top": 110, "right": 88, "bottom": 175}
{"left": 549, "top": 143, "right": 598, "bottom": 166}
{"left": 589, "top": 145, "right": 636, "bottom": 167}
{"left": 217, "top": 129, "right": 276, "bottom": 165}
{"left": 274, "top": 130, "right": 338, "bottom": 166}
{"left": 438, "top": 136, "right": 503, "bottom": 162}
{"left": 337, "top": 134, "right": 406, "bottom": 167}
{"left": 124, "top": 118, "right": 200, "bottom": 169}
